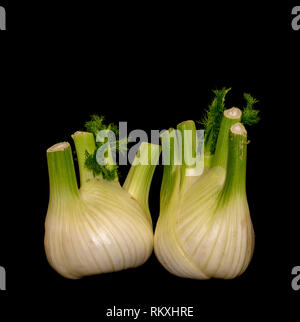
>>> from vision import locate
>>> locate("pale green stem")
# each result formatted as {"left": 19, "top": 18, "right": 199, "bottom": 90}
{"left": 211, "top": 107, "right": 242, "bottom": 169}
{"left": 71, "top": 131, "right": 98, "bottom": 186}
{"left": 177, "top": 120, "right": 203, "bottom": 193}
{"left": 159, "top": 129, "right": 181, "bottom": 215}
{"left": 218, "top": 122, "right": 247, "bottom": 206}
{"left": 47, "top": 142, "right": 79, "bottom": 204}
{"left": 123, "top": 142, "right": 161, "bottom": 224}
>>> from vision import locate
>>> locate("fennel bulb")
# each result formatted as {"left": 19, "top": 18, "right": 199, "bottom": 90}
{"left": 154, "top": 102, "right": 257, "bottom": 279}
{"left": 45, "top": 130, "right": 160, "bottom": 279}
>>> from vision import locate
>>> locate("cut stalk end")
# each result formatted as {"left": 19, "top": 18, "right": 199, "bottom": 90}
{"left": 231, "top": 122, "right": 247, "bottom": 136}
{"left": 224, "top": 107, "right": 242, "bottom": 119}
{"left": 47, "top": 142, "right": 70, "bottom": 153}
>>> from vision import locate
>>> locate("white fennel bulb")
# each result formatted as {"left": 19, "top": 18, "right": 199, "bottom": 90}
{"left": 154, "top": 108, "right": 255, "bottom": 279}
{"left": 45, "top": 130, "right": 160, "bottom": 279}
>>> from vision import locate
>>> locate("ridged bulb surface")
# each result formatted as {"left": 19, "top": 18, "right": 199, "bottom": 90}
{"left": 154, "top": 167, "right": 254, "bottom": 280}
{"left": 45, "top": 179, "right": 153, "bottom": 279}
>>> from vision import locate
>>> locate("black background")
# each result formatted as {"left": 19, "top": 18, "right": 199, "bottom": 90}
{"left": 0, "top": 1, "right": 299, "bottom": 319}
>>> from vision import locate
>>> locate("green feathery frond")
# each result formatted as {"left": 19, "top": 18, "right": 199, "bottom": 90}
{"left": 241, "top": 93, "right": 260, "bottom": 126}
{"left": 84, "top": 115, "right": 128, "bottom": 181}
{"left": 200, "top": 87, "right": 231, "bottom": 154}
